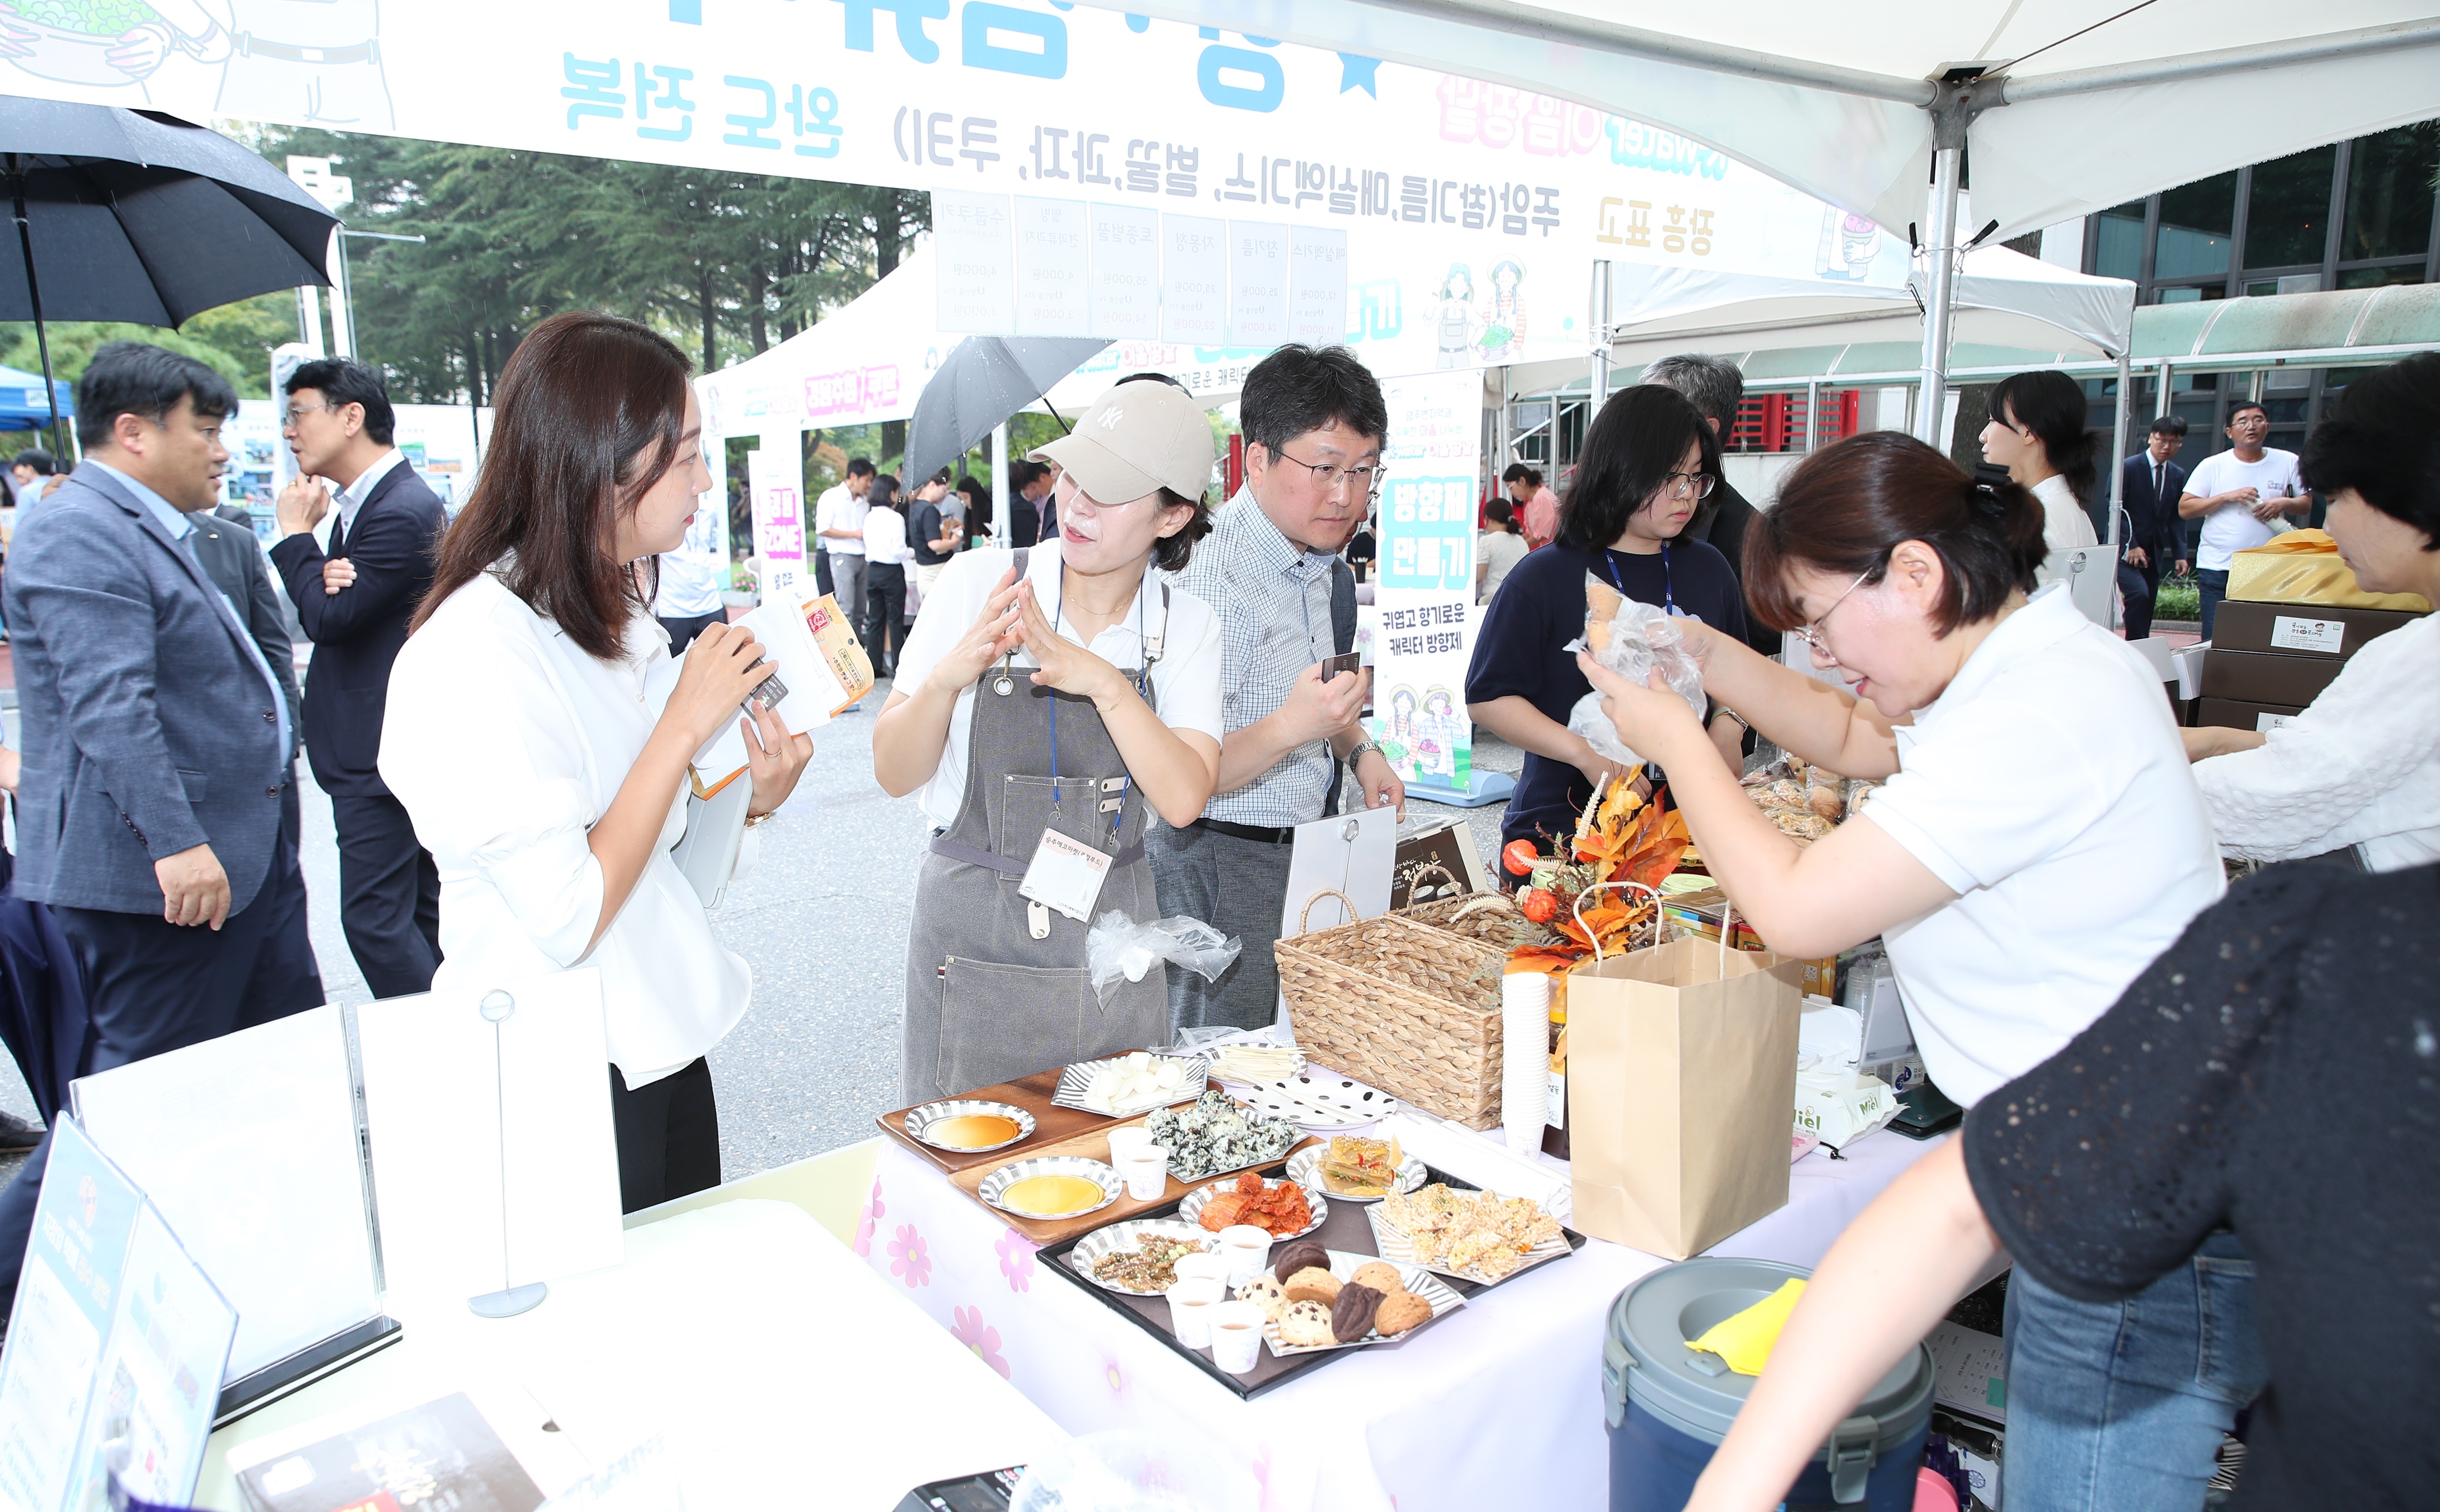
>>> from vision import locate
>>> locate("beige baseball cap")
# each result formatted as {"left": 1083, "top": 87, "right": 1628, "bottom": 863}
{"left": 1030, "top": 380, "right": 1215, "bottom": 504}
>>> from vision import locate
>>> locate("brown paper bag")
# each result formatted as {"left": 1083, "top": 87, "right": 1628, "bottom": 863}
{"left": 1567, "top": 936, "right": 1804, "bottom": 1259}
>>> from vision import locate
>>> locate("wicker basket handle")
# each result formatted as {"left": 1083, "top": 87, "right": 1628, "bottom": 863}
{"left": 1575, "top": 879, "right": 1662, "bottom": 963}
{"left": 1297, "top": 888, "right": 1363, "bottom": 934}
{"left": 1402, "top": 862, "right": 1461, "bottom": 902}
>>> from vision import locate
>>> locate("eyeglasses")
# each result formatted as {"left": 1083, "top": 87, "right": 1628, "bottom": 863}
{"left": 1795, "top": 568, "right": 1875, "bottom": 660}
{"left": 1268, "top": 449, "right": 1384, "bottom": 500}
{"left": 1661, "top": 471, "right": 1717, "bottom": 501}
{"left": 283, "top": 402, "right": 340, "bottom": 424}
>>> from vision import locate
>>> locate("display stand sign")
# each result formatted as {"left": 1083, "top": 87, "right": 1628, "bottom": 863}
{"left": 748, "top": 431, "right": 809, "bottom": 607}
{"left": 0, "top": 1118, "right": 238, "bottom": 1512}
{"left": 1367, "top": 369, "right": 1513, "bottom": 808}
{"left": 1274, "top": 804, "right": 1400, "bottom": 1027}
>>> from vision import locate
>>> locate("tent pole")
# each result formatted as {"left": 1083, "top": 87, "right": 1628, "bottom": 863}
{"left": 1912, "top": 145, "right": 1962, "bottom": 446}
{"left": 2107, "top": 351, "right": 2131, "bottom": 569}
{"left": 1590, "top": 259, "right": 1612, "bottom": 410}
{"left": 990, "top": 422, "right": 1008, "bottom": 545}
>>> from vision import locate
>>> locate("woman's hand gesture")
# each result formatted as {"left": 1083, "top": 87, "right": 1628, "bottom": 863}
{"left": 1014, "top": 580, "right": 1127, "bottom": 707}
{"left": 661, "top": 621, "right": 773, "bottom": 750}
{"left": 741, "top": 702, "right": 814, "bottom": 819}
{"left": 1578, "top": 650, "right": 1706, "bottom": 769}
{"left": 925, "top": 566, "right": 1024, "bottom": 695}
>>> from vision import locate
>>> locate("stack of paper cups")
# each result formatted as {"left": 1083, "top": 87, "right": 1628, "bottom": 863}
{"left": 1500, "top": 971, "right": 1552, "bottom": 1155}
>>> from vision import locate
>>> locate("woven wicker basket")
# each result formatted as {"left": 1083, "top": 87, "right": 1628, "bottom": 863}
{"left": 1275, "top": 888, "right": 1509, "bottom": 1130}
{"left": 1399, "top": 866, "right": 1562, "bottom": 954}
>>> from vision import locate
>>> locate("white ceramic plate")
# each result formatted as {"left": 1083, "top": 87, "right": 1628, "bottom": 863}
{"left": 1258, "top": 1249, "right": 1465, "bottom": 1357}
{"left": 1284, "top": 1145, "right": 1429, "bottom": 1204}
{"left": 1176, "top": 1175, "right": 1327, "bottom": 1241}
{"left": 1235, "top": 1074, "right": 1401, "bottom": 1132}
{"left": 978, "top": 1155, "right": 1123, "bottom": 1221}
{"left": 1063, "top": 1219, "right": 1213, "bottom": 1296}
{"left": 1363, "top": 1185, "right": 1571, "bottom": 1287}
{"left": 1050, "top": 1054, "right": 1211, "bottom": 1119}
{"left": 902, "top": 1098, "right": 1037, "bottom": 1154}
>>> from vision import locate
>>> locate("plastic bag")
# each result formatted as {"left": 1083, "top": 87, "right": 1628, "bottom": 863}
{"left": 1086, "top": 911, "right": 1241, "bottom": 1007}
{"left": 1568, "top": 581, "right": 1708, "bottom": 768}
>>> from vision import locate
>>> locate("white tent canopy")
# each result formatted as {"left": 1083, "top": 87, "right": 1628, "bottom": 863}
{"left": 1093, "top": 1, "right": 2440, "bottom": 243}
{"left": 696, "top": 246, "right": 958, "bottom": 436}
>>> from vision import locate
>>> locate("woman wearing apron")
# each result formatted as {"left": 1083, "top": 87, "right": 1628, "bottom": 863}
{"left": 875, "top": 381, "right": 1226, "bottom": 1104}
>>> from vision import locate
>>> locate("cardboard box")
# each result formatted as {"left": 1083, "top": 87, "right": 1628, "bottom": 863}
{"left": 2195, "top": 697, "right": 2305, "bottom": 735}
{"left": 2199, "top": 648, "right": 2343, "bottom": 707}
{"left": 2210, "top": 599, "right": 2423, "bottom": 661}
{"left": 1661, "top": 887, "right": 1836, "bottom": 996}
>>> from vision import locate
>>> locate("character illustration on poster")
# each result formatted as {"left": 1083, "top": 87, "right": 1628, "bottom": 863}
{"left": 1473, "top": 260, "right": 1528, "bottom": 365}
{"left": 1815, "top": 206, "right": 1880, "bottom": 281}
{"left": 0, "top": 0, "right": 394, "bottom": 128}
{"left": 1434, "top": 265, "right": 1474, "bottom": 369}
{"left": 1415, "top": 686, "right": 1462, "bottom": 782}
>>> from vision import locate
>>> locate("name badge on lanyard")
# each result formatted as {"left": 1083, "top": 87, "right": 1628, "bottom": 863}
{"left": 1019, "top": 828, "right": 1112, "bottom": 925}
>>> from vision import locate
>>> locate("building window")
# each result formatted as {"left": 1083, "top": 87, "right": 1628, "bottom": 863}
{"left": 2243, "top": 144, "right": 2338, "bottom": 271}
{"left": 2095, "top": 199, "right": 2145, "bottom": 281}
{"left": 2155, "top": 172, "right": 2238, "bottom": 279}
{"left": 2343, "top": 122, "right": 2440, "bottom": 261}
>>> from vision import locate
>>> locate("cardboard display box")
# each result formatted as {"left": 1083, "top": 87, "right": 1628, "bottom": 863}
{"left": 2210, "top": 600, "right": 2423, "bottom": 661}
{"left": 2195, "top": 697, "right": 2306, "bottom": 734}
{"left": 2199, "top": 648, "right": 2345, "bottom": 707}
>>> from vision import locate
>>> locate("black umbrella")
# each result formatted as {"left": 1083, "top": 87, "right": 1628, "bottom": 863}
{"left": 904, "top": 335, "right": 1110, "bottom": 484}
{"left": 0, "top": 97, "right": 339, "bottom": 450}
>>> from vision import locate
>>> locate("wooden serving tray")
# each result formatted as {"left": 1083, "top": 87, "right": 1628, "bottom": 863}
{"left": 874, "top": 1065, "right": 1138, "bottom": 1175}
{"left": 950, "top": 1121, "right": 1323, "bottom": 1247}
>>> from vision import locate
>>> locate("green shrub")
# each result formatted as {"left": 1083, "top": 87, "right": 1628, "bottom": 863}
{"left": 2155, "top": 575, "right": 2201, "bottom": 621}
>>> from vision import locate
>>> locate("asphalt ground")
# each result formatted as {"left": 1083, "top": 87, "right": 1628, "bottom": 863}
{"left": 0, "top": 694, "right": 1525, "bottom": 1193}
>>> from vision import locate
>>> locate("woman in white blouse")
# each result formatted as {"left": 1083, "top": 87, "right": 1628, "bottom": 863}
{"left": 2183, "top": 354, "right": 2440, "bottom": 871}
{"left": 1980, "top": 368, "right": 2100, "bottom": 573}
{"left": 383, "top": 312, "right": 811, "bottom": 1211}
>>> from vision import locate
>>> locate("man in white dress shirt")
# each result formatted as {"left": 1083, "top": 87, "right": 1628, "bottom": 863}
{"left": 814, "top": 457, "right": 874, "bottom": 635}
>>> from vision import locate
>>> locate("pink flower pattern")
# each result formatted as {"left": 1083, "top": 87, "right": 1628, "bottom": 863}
{"left": 950, "top": 1304, "right": 1011, "bottom": 1379}
{"left": 887, "top": 1223, "right": 931, "bottom": 1288}
{"left": 852, "top": 1177, "right": 886, "bottom": 1257}
{"left": 995, "top": 1226, "right": 1039, "bottom": 1292}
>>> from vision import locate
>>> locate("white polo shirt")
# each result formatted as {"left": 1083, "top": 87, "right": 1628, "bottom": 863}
{"left": 891, "top": 545, "right": 1225, "bottom": 832}
{"left": 1859, "top": 583, "right": 2225, "bottom": 1107}
{"left": 815, "top": 481, "right": 867, "bottom": 557}
{"left": 2184, "top": 446, "right": 2302, "bottom": 571}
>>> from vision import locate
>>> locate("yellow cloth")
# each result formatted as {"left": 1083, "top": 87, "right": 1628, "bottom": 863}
{"left": 1687, "top": 1278, "right": 1809, "bottom": 1376}
{"left": 2227, "top": 530, "right": 2434, "bottom": 613}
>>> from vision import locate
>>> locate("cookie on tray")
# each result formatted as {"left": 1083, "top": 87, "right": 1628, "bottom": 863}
{"left": 1281, "top": 1266, "right": 1341, "bottom": 1306}
{"left": 1373, "top": 1289, "right": 1434, "bottom": 1337}
{"left": 1278, "top": 1298, "right": 1335, "bottom": 1347}
{"left": 1235, "top": 1274, "right": 1289, "bottom": 1321}
{"left": 1350, "top": 1261, "right": 1406, "bottom": 1296}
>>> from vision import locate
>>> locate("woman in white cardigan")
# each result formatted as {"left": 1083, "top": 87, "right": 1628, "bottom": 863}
{"left": 2183, "top": 354, "right": 2440, "bottom": 872}
{"left": 382, "top": 311, "right": 811, "bottom": 1211}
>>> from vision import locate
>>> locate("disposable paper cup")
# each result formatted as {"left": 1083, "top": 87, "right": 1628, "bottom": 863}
{"left": 1209, "top": 1300, "right": 1265, "bottom": 1374}
{"left": 1165, "top": 1277, "right": 1224, "bottom": 1347}
{"left": 1172, "top": 1252, "right": 1233, "bottom": 1289}
{"left": 1217, "top": 1224, "right": 1271, "bottom": 1287}
{"left": 1106, "top": 1125, "right": 1156, "bottom": 1164}
{"left": 1501, "top": 972, "right": 1552, "bottom": 1156}
{"left": 1117, "top": 1147, "right": 1170, "bottom": 1201}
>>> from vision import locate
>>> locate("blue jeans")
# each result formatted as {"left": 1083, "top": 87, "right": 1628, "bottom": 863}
{"left": 2000, "top": 1231, "right": 2266, "bottom": 1512}
{"left": 2195, "top": 568, "right": 2229, "bottom": 641}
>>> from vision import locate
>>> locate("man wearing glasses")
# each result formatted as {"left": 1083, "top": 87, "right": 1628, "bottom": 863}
{"left": 1151, "top": 344, "right": 1406, "bottom": 1032}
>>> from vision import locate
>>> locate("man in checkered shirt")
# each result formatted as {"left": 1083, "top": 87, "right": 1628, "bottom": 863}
{"left": 1152, "top": 345, "right": 1406, "bottom": 1031}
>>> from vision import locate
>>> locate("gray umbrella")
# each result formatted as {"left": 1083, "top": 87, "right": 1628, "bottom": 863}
{"left": 903, "top": 335, "right": 1110, "bottom": 483}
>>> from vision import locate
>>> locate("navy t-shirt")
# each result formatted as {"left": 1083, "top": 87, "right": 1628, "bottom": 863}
{"left": 1463, "top": 539, "right": 1746, "bottom": 847}
{"left": 911, "top": 500, "right": 955, "bottom": 566}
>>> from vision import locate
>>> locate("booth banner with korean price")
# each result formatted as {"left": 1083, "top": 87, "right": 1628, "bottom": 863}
{"left": 1366, "top": 369, "right": 1509, "bottom": 807}
{"left": 748, "top": 432, "right": 808, "bottom": 607}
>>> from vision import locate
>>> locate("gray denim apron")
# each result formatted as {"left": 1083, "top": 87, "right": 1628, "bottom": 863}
{"left": 899, "top": 551, "right": 1172, "bottom": 1105}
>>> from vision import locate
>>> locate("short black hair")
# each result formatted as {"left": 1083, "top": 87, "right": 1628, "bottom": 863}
{"left": 2226, "top": 398, "right": 2269, "bottom": 424}
{"left": 1240, "top": 343, "right": 1386, "bottom": 458}
{"left": 845, "top": 456, "right": 875, "bottom": 478}
{"left": 1114, "top": 371, "right": 1192, "bottom": 395}
{"left": 2147, "top": 414, "right": 2190, "bottom": 438}
{"left": 1501, "top": 463, "right": 1542, "bottom": 487}
{"left": 284, "top": 356, "right": 396, "bottom": 445}
{"left": 930, "top": 467, "right": 952, "bottom": 487}
{"left": 1988, "top": 369, "right": 2098, "bottom": 505}
{"left": 12, "top": 448, "right": 54, "bottom": 475}
{"left": 1554, "top": 385, "right": 1719, "bottom": 553}
{"left": 77, "top": 340, "right": 237, "bottom": 450}
{"left": 2300, "top": 352, "right": 2440, "bottom": 551}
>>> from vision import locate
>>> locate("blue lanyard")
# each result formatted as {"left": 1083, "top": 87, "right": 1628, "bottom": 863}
{"left": 1601, "top": 543, "right": 1678, "bottom": 616}
{"left": 1047, "top": 567, "right": 1148, "bottom": 840}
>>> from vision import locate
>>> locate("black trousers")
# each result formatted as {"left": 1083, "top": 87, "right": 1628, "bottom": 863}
{"left": 658, "top": 610, "right": 725, "bottom": 657}
{"left": 0, "top": 788, "right": 323, "bottom": 1302}
{"left": 330, "top": 788, "right": 442, "bottom": 1000}
{"left": 863, "top": 562, "right": 906, "bottom": 677}
{"left": 2119, "top": 558, "right": 2162, "bottom": 642}
{"left": 609, "top": 1057, "right": 721, "bottom": 1213}
{"left": 813, "top": 548, "right": 835, "bottom": 600}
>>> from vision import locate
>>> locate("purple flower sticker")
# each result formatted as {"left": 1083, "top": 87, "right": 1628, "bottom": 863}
{"left": 995, "top": 1226, "right": 1039, "bottom": 1292}
{"left": 951, "top": 1304, "right": 1010, "bottom": 1379}
{"left": 852, "top": 1177, "right": 886, "bottom": 1258}
{"left": 887, "top": 1223, "right": 931, "bottom": 1288}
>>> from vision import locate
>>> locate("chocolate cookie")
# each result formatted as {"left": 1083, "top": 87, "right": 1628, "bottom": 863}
{"left": 1330, "top": 1281, "right": 1383, "bottom": 1342}
{"left": 1373, "top": 1289, "right": 1434, "bottom": 1336}
{"left": 1350, "top": 1261, "right": 1405, "bottom": 1296}
{"left": 1281, "top": 1266, "right": 1341, "bottom": 1306}
{"left": 1272, "top": 1240, "right": 1329, "bottom": 1284}
{"left": 1278, "top": 1298, "right": 1335, "bottom": 1347}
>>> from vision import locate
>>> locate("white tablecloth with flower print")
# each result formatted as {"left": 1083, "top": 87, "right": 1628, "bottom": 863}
{"left": 857, "top": 1130, "right": 1942, "bottom": 1511}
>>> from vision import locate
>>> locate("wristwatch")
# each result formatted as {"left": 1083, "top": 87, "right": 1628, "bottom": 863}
{"left": 1346, "top": 738, "right": 1384, "bottom": 769}
{"left": 1711, "top": 707, "right": 1750, "bottom": 733}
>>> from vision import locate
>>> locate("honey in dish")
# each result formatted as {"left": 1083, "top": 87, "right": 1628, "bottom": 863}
{"left": 928, "top": 1113, "right": 1021, "bottom": 1149}
{"left": 999, "top": 1174, "right": 1106, "bottom": 1216}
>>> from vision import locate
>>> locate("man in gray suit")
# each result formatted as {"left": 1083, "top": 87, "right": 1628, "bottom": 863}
{"left": 0, "top": 343, "right": 322, "bottom": 1313}
{"left": 190, "top": 511, "right": 303, "bottom": 766}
